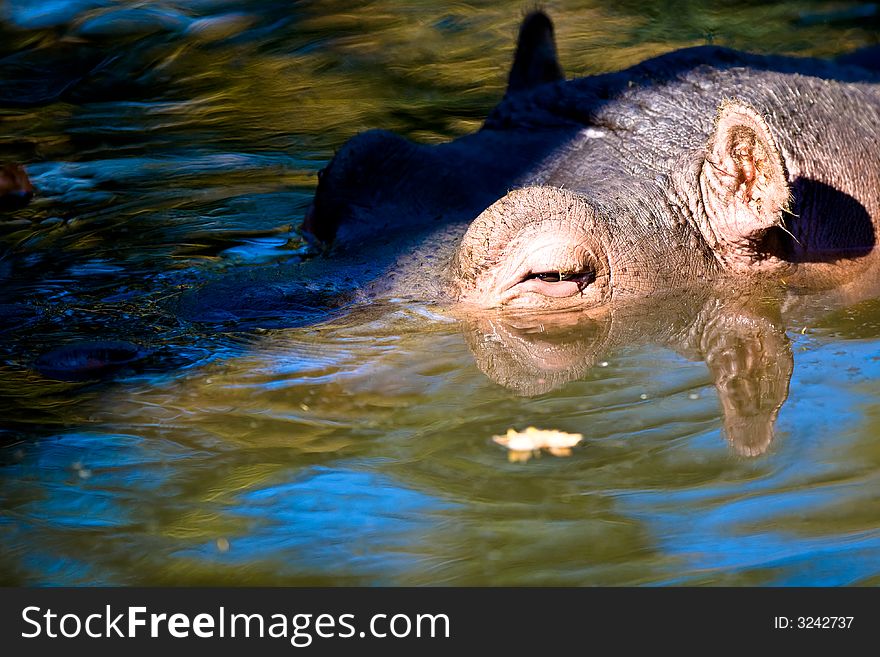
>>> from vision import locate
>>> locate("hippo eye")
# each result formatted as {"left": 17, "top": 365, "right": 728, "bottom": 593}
{"left": 526, "top": 270, "right": 595, "bottom": 289}
{"left": 534, "top": 272, "right": 565, "bottom": 282}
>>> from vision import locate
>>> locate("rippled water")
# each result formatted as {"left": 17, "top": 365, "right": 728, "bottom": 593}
{"left": 3, "top": 0, "right": 880, "bottom": 585}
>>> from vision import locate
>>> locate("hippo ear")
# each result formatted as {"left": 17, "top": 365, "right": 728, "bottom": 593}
{"left": 506, "top": 11, "right": 564, "bottom": 95}
{"left": 700, "top": 101, "right": 790, "bottom": 256}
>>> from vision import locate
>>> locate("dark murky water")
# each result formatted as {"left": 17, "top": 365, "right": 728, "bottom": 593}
{"left": 2, "top": 0, "right": 880, "bottom": 585}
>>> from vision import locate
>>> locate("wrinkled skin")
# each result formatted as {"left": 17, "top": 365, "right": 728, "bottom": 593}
{"left": 306, "top": 12, "right": 880, "bottom": 313}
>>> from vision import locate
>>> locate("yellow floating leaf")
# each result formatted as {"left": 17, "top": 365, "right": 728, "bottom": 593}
{"left": 493, "top": 426, "right": 583, "bottom": 462}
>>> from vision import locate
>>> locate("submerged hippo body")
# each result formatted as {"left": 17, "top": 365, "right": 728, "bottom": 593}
{"left": 305, "top": 12, "right": 880, "bottom": 313}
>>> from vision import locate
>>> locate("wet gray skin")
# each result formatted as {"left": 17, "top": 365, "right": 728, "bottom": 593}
{"left": 301, "top": 11, "right": 880, "bottom": 314}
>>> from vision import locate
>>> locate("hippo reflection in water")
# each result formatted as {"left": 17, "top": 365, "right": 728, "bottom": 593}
{"left": 461, "top": 288, "right": 794, "bottom": 457}
{"left": 292, "top": 11, "right": 880, "bottom": 455}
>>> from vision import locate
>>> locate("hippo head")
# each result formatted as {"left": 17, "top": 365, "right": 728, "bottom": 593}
{"left": 452, "top": 99, "right": 793, "bottom": 313}
{"left": 306, "top": 11, "right": 798, "bottom": 314}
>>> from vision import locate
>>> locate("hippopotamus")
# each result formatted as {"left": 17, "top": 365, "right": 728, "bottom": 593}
{"left": 303, "top": 11, "right": 880, "bottom": 314}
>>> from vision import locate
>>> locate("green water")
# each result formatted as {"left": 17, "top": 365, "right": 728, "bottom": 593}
{"left": 2, "top": 0, "right": 880, "bottom": 585}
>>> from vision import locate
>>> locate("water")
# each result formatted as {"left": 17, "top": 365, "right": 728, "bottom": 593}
{"left": 2, "top": 0, "right": 880, "bottom": 585}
